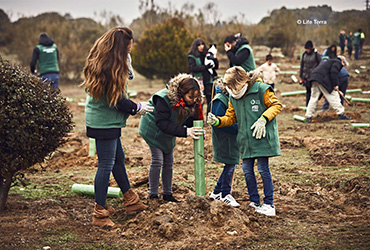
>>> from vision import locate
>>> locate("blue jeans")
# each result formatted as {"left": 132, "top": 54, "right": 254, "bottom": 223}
{"left": 242, "top": 157, "right": 273, "bottom": 205}
{"left": 41, "top": 73, "right": 59, "bottom": 90}
{"left": 354, "top": 45, "right": 360, "bottom": 60}
{"left": 213, "top": 164, "right": 235, "bottom": 197}
{"left": 95, "top": 138, "right": 131, "bottom": 209}
{"left": 322, "top": 76, "right": 349, "bottom": 110}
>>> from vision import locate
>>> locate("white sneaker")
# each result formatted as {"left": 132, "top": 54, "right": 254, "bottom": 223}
{"left": 222, "top": 194, "right": 240, "bottom": 207}
{"left": 255, "top": 204, "right": 276, "bottom": 216}
{"left": 249, "top": 202, "right": 260, "bottom": 208}
{"left": 209, "top": 191, "right": 221, "bottom": 200}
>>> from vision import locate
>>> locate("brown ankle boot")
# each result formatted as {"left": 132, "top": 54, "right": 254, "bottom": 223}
{"left": 92, "top": 203, "right": 115, "bottom": 227}
{"left": 122, "top": 189, "right": 148, "bottom": 215}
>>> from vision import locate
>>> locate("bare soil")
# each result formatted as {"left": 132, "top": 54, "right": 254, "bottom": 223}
{"left": 1, "top": 46, "right": 370, "bottom": 250}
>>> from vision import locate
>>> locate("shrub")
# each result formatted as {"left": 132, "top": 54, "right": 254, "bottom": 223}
{"left": 132, "top": 17, "right": 196, "bottom": 79}
{"left": 0, "top": 57, "right": 73, "bottom": 210}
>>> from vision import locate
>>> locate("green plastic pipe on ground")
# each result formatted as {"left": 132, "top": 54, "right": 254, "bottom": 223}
{"left": 351, "top": 123, "right": 370, "bottom": 128}
{"left": 71, "top": 184, "right": 123, "bottom": 198}
{"left": 293, "top": 115, "right": 306, "bottom": 122}
{"left": 346, "top": 89, "right": 362, "bottom": 93}
{"left": 299, "top": 106, "right": 307, "bottom": 111}
{"left": 89, "top": 138, "right": 96, "bottom": 157}
{"left": 281, "top": 90, "right": 306, "bottom": 96}
{"left": 279, "top": 71, "right": 298, "bottom": 75}
{"left": 193, "top": 120, "right": 205, "bottom": 196}
{"left": 350, "top": 97, "right": 370, "bottom": 103}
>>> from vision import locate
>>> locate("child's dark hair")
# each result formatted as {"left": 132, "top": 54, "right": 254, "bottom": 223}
{"left": 224, "top": 35, "right": 237, "bottom": 44}
{"left": 177, "top": 78, "right": 201, "bottom": 122}
{"left": 266, "top": 54, "right": 273, "bottom": 61}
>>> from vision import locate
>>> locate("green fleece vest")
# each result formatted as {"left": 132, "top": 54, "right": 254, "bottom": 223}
{"left": 211, "top": 93, "right": 239, "bottom": 164}
{"left": 234, "top": 44, "right": 256, "bottom": 72}
{"left": 85, "top": 94, "right": 130, "bottom": 129}
{"left": 188, "top": 54, "right": 214, "bottom": 83}
{"left": 36, "top": 44, "right": 59, "bottom": 75}
{"left": 229, "top": 81, "right": 280, "bottom": 159}
{"left": 139, "top": 89, "right": 182, "bottom": 154}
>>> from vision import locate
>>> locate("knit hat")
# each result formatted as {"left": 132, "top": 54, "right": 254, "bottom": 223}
{"left": 304, "top": 40, "right": 313, "bottom": 49}
{"left": 337, "top": 55, "right": 349, "bottom": 66}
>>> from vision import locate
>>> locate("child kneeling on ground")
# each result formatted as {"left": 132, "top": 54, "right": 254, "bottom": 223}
{"left": 208, "top": 66, "right": 282, "bottom": 216}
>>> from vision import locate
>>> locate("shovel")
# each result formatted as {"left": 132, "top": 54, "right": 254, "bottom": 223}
{"left": 337, "top": 89, "right": 354, "bottom": 106}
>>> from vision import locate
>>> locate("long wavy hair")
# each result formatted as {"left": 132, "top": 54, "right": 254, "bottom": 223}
{"left": 177, "top": 78, "right": 202, "bottom": 122}
{"left": 82, "top": 27, "right": 133, "bottom": 107}
{"left": 187, "top": 38, "right": 208, "bottom": 57}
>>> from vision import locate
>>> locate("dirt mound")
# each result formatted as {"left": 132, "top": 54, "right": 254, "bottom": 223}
{"left": 119, "top": 196, "right": 259, "bottom": 249}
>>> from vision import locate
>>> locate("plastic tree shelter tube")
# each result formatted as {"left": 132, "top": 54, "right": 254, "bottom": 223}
{"left": 193, "top": 120, "right": 205, "bottom": 196}
{"left": 293, "top": 115, "right": 306, "bottom": 122}
{"left": 71, "top": 184, "right": 123, "bottom": 198}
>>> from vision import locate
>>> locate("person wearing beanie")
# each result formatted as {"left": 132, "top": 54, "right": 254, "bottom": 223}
{"left": 207, "top": 66, "right": 282, "bottom": 216}
{"left": 299, "top": 40, "right": 322, "bottom": 106}
{"left": 305, "top": 56, "right": 351, "bottom": 123}
{"left": 30, "top": 33, "right": 60, "bottom": 90}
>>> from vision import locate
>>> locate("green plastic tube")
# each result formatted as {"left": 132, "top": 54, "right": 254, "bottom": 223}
{"left": 281, "top": 90, "right": 307, "bottom": 96}
{"left": 89, "top": 138, "right": 96, "bottom": 157}
{"left": 71, "top": 184, "right": 123, "bottom": 198}
{"left": 279, "top": 71, "right": 298, "bottom": 75}
{"left": 351, "top": 123, "right": 370, "bottom": 128}
{"left": 351, "top": 97, "right": 370, "bottom": 103}
{"left": 346, "top": 89, "right": 362, "bottom": 93}
{"left": 193, "top": 120, "right": 205, "bottom": 196}
{"left": 293, "top": 115, "right": 306, "bottom": 122}
{"left": 299, "top": 106, "right": 307, "bottom": 111}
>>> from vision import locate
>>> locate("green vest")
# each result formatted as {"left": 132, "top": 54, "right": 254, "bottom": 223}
{"left": 229, "top": 82, "right": 280, "bottom": 159}
{"left": 139, "top": 89, "right": 183, "bottom": 154}
{"left": 234, "top": 44, "right": 256, "bottom": 72}
{"left": 188, "top": 54, "right": 214, "bottom": 83}
{"left": 211, "top": 93, "right": 239, "bottom": 164}
{"left": 85, "top": 94, "right": 130, "bottom": 129}
{"left": 353, "top": 32, "right": 361, "bottom": 46}
{"left": 36, "top": 44, "right": 59, "bottom": 75}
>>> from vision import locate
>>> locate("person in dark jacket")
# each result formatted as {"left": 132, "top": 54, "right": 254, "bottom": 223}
{"left": 305, "top": 56, "right": 351, "bottom": 123}
{"left": 209, "top": 79, "right": 240, "bottom": 208}
{"left": 139, "top": 74, "right": 204, "bottom": 203}
{"left": 346, "top": 32, "right": 353, "bottom": 59}
{"left": 30, "top": 33, "right": 60, "bottom": 90}
{"left": 323, "top": 44, "right": 337, "bottom": 59}
{"left": 338, "top": 31, "right": 346, "bottom": 55}
{"left": 299, "top": 40, "right": 322, "bottom": 106}
{"left": 188, "top": 38, "right": 219, "bottom": 113}
{"left": 224, "top": 33, "right": 256, "bottom": 73}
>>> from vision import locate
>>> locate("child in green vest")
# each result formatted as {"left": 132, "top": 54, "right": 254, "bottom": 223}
{"left": 207, "top": 66, "right": 282, "bottom": 216}
{"left": 209, "top": 79, "right": 240, "bottom": 207}
{"left": 82, "top": 27, "right": 154, "bottom": 227}
{"left": 139, "top": 74, "right": 204, "bottom": 202}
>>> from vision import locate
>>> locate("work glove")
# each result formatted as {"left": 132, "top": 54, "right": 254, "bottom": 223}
{"left": 207, "top": 113, "right": 219, "bottom": 126}
{"left": 251, "top": 117, "right": 267, "bottom": 139}
{"left": 187, "top": 127, "right": 204, "bottom": 140}
{"left": 137, "top": 102, "right": 154, "bottom": 115}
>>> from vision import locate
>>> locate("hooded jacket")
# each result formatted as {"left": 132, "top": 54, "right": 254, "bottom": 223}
{"left": 227, "top": 37, "right": 256, "bottom": 72}
{"left": 139, "top": 74, "right": 203, "bottom": 153}
{"left": 299, "top": 49, "right": 321, "bottom": 79}
{"left": 30, "top": 34, "right": 59, "bottom": 75}
{"left": 309, "top": 58, "right": 343, "bottom": 93}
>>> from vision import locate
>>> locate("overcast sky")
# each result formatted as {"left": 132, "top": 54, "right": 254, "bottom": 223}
{"left": 0, "top": 0, "right": 365, "bottom": 24}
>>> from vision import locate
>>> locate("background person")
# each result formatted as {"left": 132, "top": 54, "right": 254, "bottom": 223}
{"left": 30, "top": 33, "right": 60, "bottom": 90}
{"left": 256, "top": 54, "right": 280, "bottom": 90}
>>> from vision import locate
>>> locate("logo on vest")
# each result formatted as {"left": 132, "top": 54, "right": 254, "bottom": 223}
{"left": 252, "top": 105, "right": 259, "bottom": 112}
{"left": 250, "top": 99, "right": 260, "bottom": 105}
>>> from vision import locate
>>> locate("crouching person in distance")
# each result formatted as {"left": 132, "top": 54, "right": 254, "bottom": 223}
{"left": 207, "top": 66, "right": 282, "bottom": 216}
{"left": 209, "top": 78, "right": 240, "bottom": 207}
{"left": 82, "top": 27, "right": 152, "bottom": 227}
{"left": 139, "top": 74, "right": 204, "bottom": 203}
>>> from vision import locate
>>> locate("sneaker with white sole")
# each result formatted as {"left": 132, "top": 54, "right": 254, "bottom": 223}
{"left": 221, "top": 194, "right": 240, "bottom": 207}
{"left": 249, "top": 202, "right": 260, "bottom": 208}
{"left": 255, "top": 204, "right": 276, "bottom": 216}
{"left": 209, "top": 191, "right": 221, "bottom": 200}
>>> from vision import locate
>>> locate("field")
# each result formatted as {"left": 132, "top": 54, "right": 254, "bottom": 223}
{"left": 1, "top": 46, "right": 370, "bottom": 250}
